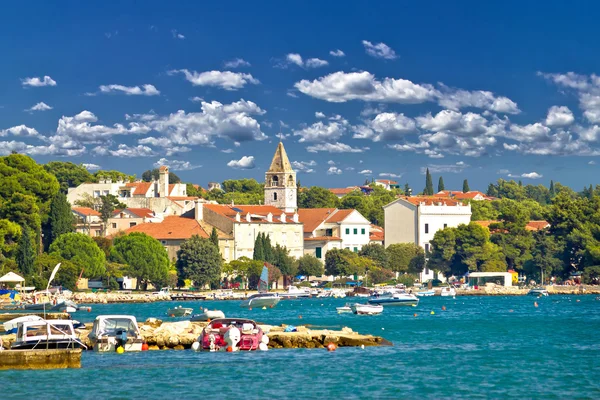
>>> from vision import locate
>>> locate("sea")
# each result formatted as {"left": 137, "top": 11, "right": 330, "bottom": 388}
{"left": 2, "top": 295, "right": 600, "bottom": 399}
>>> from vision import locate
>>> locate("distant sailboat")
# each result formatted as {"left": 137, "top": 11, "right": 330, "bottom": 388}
{"left": 240, "top": 264, "right": 281, "bottom": 308}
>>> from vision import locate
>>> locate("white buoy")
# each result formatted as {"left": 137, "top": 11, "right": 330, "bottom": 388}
{"left": 261, "top": 335, "right": 269, "bottom": 345}
{"left": 361, "top": 344, "right": 365, "bottom": 350}
{"left": 259, "top": 343, "right": 269, "bottom": 351}
{"left": 191, "top": 342, "right": 201, "bottom": 351}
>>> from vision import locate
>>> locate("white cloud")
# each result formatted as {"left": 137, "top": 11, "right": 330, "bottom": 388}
{"left": 537, "top": 71, "right": 589, "bottom": 90}
{"left": 508, "top": 172, "right": 543, "bottom": 179}
{"left": 306, "top": 142, "right": 368, "bottom": 153}
{"left": 294, "top": 120, "right": 347, "bottom": 143}
{"left": 358, "top": 169, "right": 372, "bottom": 175}
{"left": 379, "top": 172, "right": 402, "bottom": 178}
{"left": 94, "top": 144, "right": 156, "bottom": 157}
{"left": 189, "top": 96, "right": 204, "bottom": 103}
{"left": 327, "top": 166, "right": 342, "bottom": 175}
{"left": 83, "top": 163, "right": 101, "bottom": 170}
{"left": 153, "top": 158, "right": 201, "bottom": 171}
{"left": 136, "top": 99, "right": 267, "bottom": 145}
{"left": 0, "top": 141, "right": 85, "bottom": 157}
{"left": 295, "top": 71, "right": 436, "bottom": 104}
{"left": 437, "top": 86, "right": 520, "bottom": 114}
{"left": 169, "top": 69, "right": 259, "bottom": 90}
{"left": 22, "top": 75, "right": 57, "bottom": 87}
{"left": 171, "top": 29, "right": 185, "bottom": 39}
{"left": 353, "top": 112, "right": 416, "bottom": 141}
{"left": 545, "top": 106, "right": 574, "bottom": 127}
{"left": 221, "top": 148, "right": 234, "bottom": 154}
{"left": 327, "top": 160, "right": 336, "bottom": 166}
{"left": 25, "top": 102, "right": 53, "bottom": 112}
{"left": 362, "top": 40, "right": 398, "bottom": 60}
{"left": 538, "top": 72, "right": 600, "bottom": 123}
{"left": 292, "top": 160, "right": 317, "bottom": 172}
{"left": 97, "top": 84, "right": 160, "bottom": 96}
{"left": 315, "top": 112, "right": 326, "bottom": 119}
{"left": 420, "top": 162, "right": 469, "bottom": 174}
{"left": 329, "top": 49, "right": 345, "bottom": 57}
{"left": 589, "top": 161, "right": 596, "bottom": 165}
{"left": 224, "top": 58, "right": 251, "bottom": 68}
{"left": 55, "top": 110, "right": 150, "bottom": 143}
{"left": 227, "top": 156, "right": 256, "bottom": 169}
{"left": 0, "top": 125, "right": 39, "bottom": 137}
{"left": 284, "top": 53, "right": 329, "bottom": 69}
{"left": 165, "top": 146, "right": 191, "bottom": 156}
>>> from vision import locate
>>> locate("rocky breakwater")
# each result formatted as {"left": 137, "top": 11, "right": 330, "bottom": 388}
{"left": 72, "top": 292, "right": 171, "bottom": 304}
{"left": 76, "top": 318, "right": 391, "bottom": 350}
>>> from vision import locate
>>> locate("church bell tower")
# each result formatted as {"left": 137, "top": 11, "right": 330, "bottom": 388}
{"left": 264, "top": 142, "right": 297, "bottom": 212}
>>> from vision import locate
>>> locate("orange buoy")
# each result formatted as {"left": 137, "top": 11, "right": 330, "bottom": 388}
{"left": 298, "top": 315, "right": 303, "bottom": 319}
{"left": 534, "top": 302, "right": 538, "bottom": 308}
{"left": 141, "top": 343, "right": 149, "bottom": 351}
{"left": 170, "top": 314, "right": 175, "bottom": 317}
{"left": 509, "top": 309, "right": 514, "bottom": 313}
{"left": 226, "top": 346, "right": 233, "bottom": 352}
{"left": 206, "top": 319, "right": 211, "bottom": 323}
{"left": 413, "top": 313, "right": 417, "bottom": 317}
{"left": 327, "top": 343, "right": 336, "bottom": 352}
{"left": 442, "top": 306, "right": 446, "bottom": 311}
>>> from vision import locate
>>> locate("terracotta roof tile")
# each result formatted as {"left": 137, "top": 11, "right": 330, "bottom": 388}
{"left": 304, "top": 236, "right": 342, "bottom": 241}
{"left": 376, "top": 179, "right": 398, "bottom": 185}
{"left": 370, "top": 224, "right": 384, "bottom": 241}
{"left": 203, "top": 204, "right": 294, "bottom": 223}
{"left": 116, "top": 208, "right": 154, "bottom": 218}
{"left": 120, "top": 216, "right": 208, "bottom": 240}
{"left": 296, "top": 208, "right": 337, "bottom": 232}
{"left": 436, "top": 190, "right": 491, "bottom": 200}
{"left": 474, "top": 220, "right": 550, "bottom": 232}
{"left": 399, "top": 196, "right": 464, "bottom": 207}
{"left": 159, "top": 165, "right": 168, "bottom": 172}
{"left": 328, "top": 187, "right": 359, "bottom": 196}
{"left": 325, "top": 209, "right": 354, "bottom": 223}
{"left": 72, "top": 207, "right": 101, "bottom": 217}
{"left": 129, "top": 182, "right": 153, "bottom": 196}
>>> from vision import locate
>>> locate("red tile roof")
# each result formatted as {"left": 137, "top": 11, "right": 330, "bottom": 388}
{"left": 399, "top": 196, "right": 464, "bottom": 206}
{"left": 120, "top": 216, "right": 208, "bottom": 240}
{"left": 376, "top": 179, "right": 398, "bottom": 185}
{"left": 474, "top": 220, "right": 550, "bottom": 232}
{"left": 370, "top": 224, "right": 384, "bottom": 242}
{"left": 436, "top": 190, "right": 491, "bottom": 200}
{"left": 128, "top": 182, "right": 153, "bottom": 196}
{"left": 203, "top": 204, "right": 294, "bottom": 223}
{"left": 72, "top": 207, "right": 101, "bottom": 217}
{"left": 159, "top": 165, "right": 168, "bottom": 172}
{"left": 114, "top": 208, "right": 154, "bottom": 218}
{"left": 328, "top": 187, "right": 358, "bottom": 196}
{"left": 304, "top": 236, "right": 342, "bottom": 241}
{"left": 325, "top": 209, "right": 354, "bottom": 223}
{"left": 297, "top": 208, "right": 337, "bottom": 232}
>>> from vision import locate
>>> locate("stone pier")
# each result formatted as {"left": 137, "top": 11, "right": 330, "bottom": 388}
{"left": 0, "top": 349, "right": 82, "bottom": 370}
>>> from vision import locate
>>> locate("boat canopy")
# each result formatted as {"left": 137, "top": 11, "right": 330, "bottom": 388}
{"left": 89, "top": 315, "right": 141, "bottom": 339}
{"left": 17, "top": 319, "right": 75, "bottom": 341}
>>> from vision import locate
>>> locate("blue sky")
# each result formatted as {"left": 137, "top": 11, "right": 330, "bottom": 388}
{"left": 2, "top": 0, "right": 600, "bottom": 192}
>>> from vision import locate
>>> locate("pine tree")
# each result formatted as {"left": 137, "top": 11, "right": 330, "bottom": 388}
{"left": 438, "top": 176, "right": 445, "bottom": 192}
{"left": 253, "top": 233, "right": 264, "bottom": 261}
{"left": 518, "top": 180, "right": 523, "bottom": 187}
{"left": 424, "top": 168, "right": 434, "bottom": 195}
{"left": 462, "top": 179, "right": 470, "bottom": 193}
{"left": 209, "top": 227, "right": 219, "bottom": 248}
{"left": 549, "top": 180, "right": 555, "bottom": 197}
{"left": 45, "top": 192, "right": 74, "bottom": 249}
{"left": 16, "top": 226, "right": 36, "bottom": 276}
{"left": 404, "top": 183, "right": 412, "bottom": 196}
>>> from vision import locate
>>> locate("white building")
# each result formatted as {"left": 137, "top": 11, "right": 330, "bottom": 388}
{"left": 298, "top": 208, "right": 372, "bottom": 263}
{"left": 383, "top": 197, "right": 472, "bottom": 282}
{"left": 264, "top": 142, "right": 297, "bottom": 213}
{"left": 374, "top": 179, "right": 399, "bottom": 191}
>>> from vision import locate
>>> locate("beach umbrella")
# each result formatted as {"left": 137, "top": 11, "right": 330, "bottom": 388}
{"left": 0, "top": 272, "right": 25, "bottom": 283}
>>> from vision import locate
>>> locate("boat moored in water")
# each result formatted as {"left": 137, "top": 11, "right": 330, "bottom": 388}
{"left": 351, "top": 303, "right": 384, "bottom": 315}
{"left": 336, "top": 303, "right": 353, "bottom": 313}
{"left": 240, "top": 265, "right": 280, "bottom": 308}
{"left": 528, "top": 287, "right": 549, "bottom": 296}
{"left": 416, "top": 290, "right": 435, "bottom": 297}
{"left": 279, "top": 285, "right": 311, "bottom": 299}
{"left": 3, "top": 315, "right": 43, "bottom": 334}
{"left": 191, "top": 309, "right": 225, "bottom": 322}
{"left": 440, "top": 287, "right": 457, "bottom": 297}
{"left": 88, "top": 315, "right": 144, "bottom": 352}
{"left": 167, "top": 306, "right": 193, "bottom": 317}
{"left": 10, "top": 319, "right": 86, "bottom": 350}
{"left": 197, "top": 318, "right": 268, "bottom": 351}
{"left": 368, "top": 291, "right": 419, "bottom": 306}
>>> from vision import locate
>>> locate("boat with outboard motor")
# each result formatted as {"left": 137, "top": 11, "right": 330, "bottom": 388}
{"left": 167, "top": 305, "right": 193, "bottom": 317}
{"left": 191, "top": 309, "right": 225, "bottom": 322}
{"left": 197, "top": 318, "right": 268, "bottom": 351}
{"left": 440, "top": 287, "right": 457, "bottom": 297}
{"left": 240, "top": 265, "right": 280, "bottom": 308}
{"left": 10, "top": 319, "right": 86, "bottom": 350}
{"left": 368, "top": 291, "right": 419, "bottom": 306}
{"left": 416, "top": 290, "right": 435, "bottom": 297}
{"left": 351, "top": 303, "right": 384, "bottom": 315}
{"left": 336, "top": 303, "right": 353, "bottom": 313}
{"left": 88, "top": 315, "right": 144, "bottom": 352}
{"left": 528, "top": 287, "right": 549, "bottom": 296}
{"left": 279, "top": 285, "right": 311, "bottom": 299}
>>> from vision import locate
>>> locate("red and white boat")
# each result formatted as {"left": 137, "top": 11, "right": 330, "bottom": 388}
{"left": 198, "top": 318, "right": 269, "bottom": 351}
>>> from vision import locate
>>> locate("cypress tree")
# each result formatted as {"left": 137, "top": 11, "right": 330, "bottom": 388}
{"left": 16, "top": 226, "right": 36, "bottom": 276}
{"left": 438, "top": 176, "right": 445, "bottom": 192}
{"left": 263, "top": 234, "right": 274, "bottom": 264}
{"left": 46, "top": 192, "right": 74, "bottom": 249}
{"left": 404, "top": 183, "right": 412, "bottom": 196}
{"left": 549, "top": 180, "right": 555, "bottom": 197}
{"left": 209, "top": 227, "right": 219, "bottom": 248}
{"left": 462, "top": 179, "right": 470, "bottom": 193}
{"left": 253, "top": 232, "right": 264, "bottom": 261}
{"left": 424, "top": 168, "right": 434, "bottom": 195}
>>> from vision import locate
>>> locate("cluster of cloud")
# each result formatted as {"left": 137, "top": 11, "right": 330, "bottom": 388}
{"left": 283, "top": 53, "right": 329, "bottom": 69}
{"left": 292, "top": 160, "right": 316, "bottom": 173}
{"left": 153, "top": 157, "right": 201, "bottom": 171}
{"left": 169, "top": 69, "right": 259, "bottom": 90}
{"left": 362, "top": 40, "right": 397, "bottom": 60}
{"left": 25, "top": 102, "right": 53, "bottom": 112}
{"left": 95, "top": 84, "right": 160, "bottom": 96}
{"left": 227, "top": 156, "right": 255, "bottom": 169}
{"left": 224, "top": 58, "right": 251, "bottom": 68}
{"left": 22, "top": 75, "right": 57, "bottom": 87}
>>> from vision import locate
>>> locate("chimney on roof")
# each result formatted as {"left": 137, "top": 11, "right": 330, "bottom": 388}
{"left": 266, "top": 212, "right": 273, "bottom": 223}
{"left": 246, "top": 212, "right": 252, "bottom": 222}
{"left": 159, "top": 165, "right": 169, "bottom": 198}
{"left": 235, "top": 212, "right": 241, "bottom": 222}
{"left": 194, "top": 199, "right": 203, "bottom": 221}
{"left": 280, "top": 213, "right": 286, "bottom": 223}
{"left": 293, "top": 213, "right": 299, "bottom": 223}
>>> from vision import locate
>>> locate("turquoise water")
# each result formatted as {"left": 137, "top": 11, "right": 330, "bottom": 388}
{"left": 2, "top": 295, "right": 600, "bottom": 399}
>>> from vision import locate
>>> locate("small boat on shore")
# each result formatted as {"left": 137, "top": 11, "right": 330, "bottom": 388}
{"left": 336, "top": 303, "right": 352, "bottom": 313}
{"left": 351, "top": 303, "right": 383, "bottom": 315}
{"left": 88, "top": 315, "right": 144, "bottom": 352}
{"left": 368, "top": 291, "right": 419, "bottom": 306}
{"left": 191, "top": 309, "right": 225, "bottom": 322}
{"left": 528, "top": 287, "right": 549, "bottom": 296}
{"left": 440, "top": 287, "right": 457, "bottom": 297}
{"left": 10, "top": 319, "right": 86, "bottom": 350}
{"left": 416, "top": 290, "right": 435, "bottom": 297}
{"left": 197, "top": 318, "right": 268, "bottom": 351}
{"left": 167, "top": 306, "right": 193, "bottom": 317}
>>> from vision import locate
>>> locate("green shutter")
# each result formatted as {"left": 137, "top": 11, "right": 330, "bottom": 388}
{"left": 345, "top": 228, "right": 349, "bottom": 234}
{"left": 353, "top": 228, "right": 357, "bottom": 234}
{"left": 361, "top": 228, "right": 365, "bottom": 234}
{"left": 315, "top": 247, "right": 322, "bottom": 259}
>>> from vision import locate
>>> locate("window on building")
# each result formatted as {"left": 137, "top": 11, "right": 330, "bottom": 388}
{"left": 315, "top": 247, "right": 322, "bottom": 259}
{"left": 425, "top": 267, "right": 430, "bottom": 274}
{"left": 161, "top": 240, "right": 167, "bottom": 245}
{"left": 425, "top": 243, "right": 430, "bottom": 253}
{"left": 325, "top": 228, "right": 333, "bottom": 237}
{"left": 345, "top": 247, "right": 349, "bottom": 250}
{"left": 353, "top": 247, "right": 358, "bottom": 253}
{"left": 425, "top": 223, "right": 429, "bottom": 234}
{"left": 361, "top": 228, "right": 365, "bottom": 235}
{"left": 95, "top": 230, "right": 102, "bottom": 236}
{"left": 112, "top": 223, "right": 117, "bottom": 229}
{"left": 271, "top": 176, "right": 279, "bottom": 186}
{"left": 129, "top": 222, "right": 137, "bottom": 227}
{"left": 103, "top": 190, "right": 109, "bottom": 196}
{"left": 353, "top": 228, "right": 358, "bottom": 234}
{"left": 288, "top": 175, "right": 294, "bottom": 186}
{"left": 345, "top": 228, "right": 349, "bottom": 234}
{"left": 273, "top": 192, "right": 278, "bottom": 201}
{"left": 444, "top": 223, "right": 447, "bottom": 229}
{"left": 93, "top": 190, "right": 100, "bottom": 198}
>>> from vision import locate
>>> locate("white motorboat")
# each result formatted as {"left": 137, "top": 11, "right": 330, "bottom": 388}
{"left": 3, "top": 315, "right": 43, "bottom": 334}
{"left": 416, "top": 290, "right": 435, "bottom": 297}
{"left": 440, "top": 287, "right": 457, "bottom": 297}
{"left": 279, "top": 285, "right": 312, "bottom": 299}
{"left": 191, "top": 309, "right": 226, "bottom": 321}
{"left": 88, "top": 315, "right": 144, "bottom": 352}
{"left": 368, "top": 291, "right": 419, "bottom": 306}
{"left": 167, "top": 305, "right": 193, "bottom": 317}
{"left": 351, "top": 303, "right": 383, "bottom": 315}
{"left": 336, "top": 303, "right": 353, "bottom": 313}
{"left": 240, "top": 265, "right": 281, "bottom": 309}
{"left": 10, "top": 319, "right": 86, "bottom": 350}
{"left": 528, "top": 287, "right": 549, "bottom": 296}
